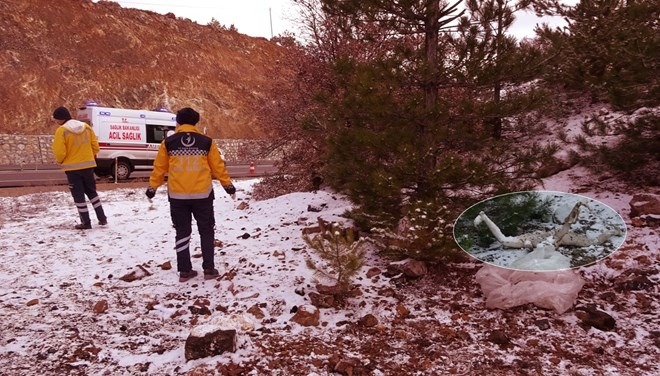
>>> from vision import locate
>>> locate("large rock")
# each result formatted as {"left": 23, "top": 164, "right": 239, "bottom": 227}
{"left": 575, "top": 306, "right": 616, "bottom": 332}
{"left": 291, "top": 304, "right": 320, "bottom": 327}
{"left": 385, "top": 259, "right": 427, "bottom": 279}
{"left": 184, "top": 326, "right": 236, "bottom": 360}
{"left": 629, "top": 193, "right": 660, "bottom": 217}
{"left": 309, "top": 292, "right": 335, "bottom": 309}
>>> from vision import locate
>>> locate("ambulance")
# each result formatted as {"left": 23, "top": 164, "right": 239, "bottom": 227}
{"left": 75, "top": 102, "right": 176, "bottom": 180}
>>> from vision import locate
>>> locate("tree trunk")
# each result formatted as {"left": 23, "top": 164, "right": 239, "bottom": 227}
{"left": 418, "top": 0, "right": 441, "bottom": 195}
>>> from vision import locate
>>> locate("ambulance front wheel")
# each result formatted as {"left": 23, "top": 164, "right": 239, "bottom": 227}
{"left": 112, "top": 160, "right": 132, "bottom": 180}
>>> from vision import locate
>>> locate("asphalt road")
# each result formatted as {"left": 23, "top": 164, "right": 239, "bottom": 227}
{"left": 0, "top": 162, "right": 277, "bottom": 188}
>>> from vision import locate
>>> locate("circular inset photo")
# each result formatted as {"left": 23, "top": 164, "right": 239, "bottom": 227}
{"left": 453, "top": 191, "right": 627, "bottom": 271}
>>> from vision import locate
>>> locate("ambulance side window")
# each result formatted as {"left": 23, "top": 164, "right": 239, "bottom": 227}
{"left": 146, "top": 124, "right": 172, "bottom": 144}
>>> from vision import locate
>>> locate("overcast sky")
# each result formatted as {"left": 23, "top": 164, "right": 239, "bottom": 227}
{"left": 96, "top": 0, "right": 296, "bottom": 38}
{"left": 97, "top": 0, "right": 571, "bottom": 40}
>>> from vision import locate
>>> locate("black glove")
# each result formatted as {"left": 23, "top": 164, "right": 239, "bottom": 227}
{"left": 224, "top": 184, "right": 236, "bottom": 195}
{"left": 146, "top": 187, "right": 157, "bottom": 199}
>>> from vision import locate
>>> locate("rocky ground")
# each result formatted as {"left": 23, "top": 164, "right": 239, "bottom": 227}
{"left": 0, "top": 171, "right": 657, "bottom": 376}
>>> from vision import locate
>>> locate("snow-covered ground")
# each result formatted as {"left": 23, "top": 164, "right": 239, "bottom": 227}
{"left": 0, "top": 102, "right": 657, "bottom": 375}
{"left": 0, "top": 171, "right": 658, "bottom": 375}
{"left": 0, "top": 179, "right": 367, "bottom": 374}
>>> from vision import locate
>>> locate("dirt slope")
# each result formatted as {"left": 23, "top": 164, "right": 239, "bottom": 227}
{"left": 0, "top": 0, "right": 289, "bottom": 138}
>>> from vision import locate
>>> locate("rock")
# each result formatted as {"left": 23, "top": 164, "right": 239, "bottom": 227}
{"left": 333, "top": 358, "right": 356, "bottom": 376}
{"left": 246, "top": 304, "right": 266, "bottom": 320}
{"left": 642, "top": 214, "right": 660, "bottom": 228}
{"left": 386, "top": 259, "right": 427, "bottom": 279}
{"left": 575, "top": 306, "right": 616, "bottom": 331}
{"left": 309, "top": 291, "right": 335, "bottom": 309}
{"left": 598, "top": 291, "right": 617, "bottom": 302}
{"left": 307, "top": 204, "right": 323, "bottom": 212}
{"left": 629, "top": 193, "right": 660, "bottom": 217}
{"left": 301, "top": 225, "right": 322, "bottom": 235}
{"left": 189, "top": 304, "right": 212, "bottom": 316}
{"left": 365, "top": 267, "right": 381, "bottom": 278}
{"left": 290, "top": 304, "right": 320, "bottom": 327}
{"left": 486, "top": 329, "right": 511, "bottom": 347}
{"left": 159, "top": 261, "right": 172, "bottom": 270}
{"left": 26, "top": 299, "right": 39, "bottom": 306}
{"left": 402, "top": 260, "right": 427, "bottom": 278}
{"left": 630, "top": 217, "right": 646, "bottom": 227}
{"left": 93, "top": 300, "right": 108, "bottom": 314}
{"left": 119, "top": 265, "right": 152, "bottom": 282}
{"left": 184, "top": 327, "right": 236, "bottom": 360}
{"left": 334, "top": 357, "right": 368, "bottom": 376}
{"left": 358, "top": 314, "right": 378, "bottom": 328}
{"left": 236, "top": 201, "right": 249, "bottom": 210}
{"left": 316, "top": 283, "right": 343, "bottom": 295}
{"left": 534, "top": 319, "right": 550, "bottom": 331}
{"left": 395, "top": 303, "right": 410, "bottom": 319}
{"left": 614, "top": 272, "right": 654, "bottom": 291}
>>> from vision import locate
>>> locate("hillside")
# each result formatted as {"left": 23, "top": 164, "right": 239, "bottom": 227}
{"left": 0, "top": 0, "right": 290, "bottom": 139}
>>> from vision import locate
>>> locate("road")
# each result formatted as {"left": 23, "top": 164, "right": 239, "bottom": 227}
{"left": 0, "top": 162, "right": 277, "bottom": 188}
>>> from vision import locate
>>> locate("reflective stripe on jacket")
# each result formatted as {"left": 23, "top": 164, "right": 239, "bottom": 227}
{"left": 52, "top": 120, "right": 99, "bottom": 172}
{"left": 149, "top": 125, "right": 233, "bottom": 200}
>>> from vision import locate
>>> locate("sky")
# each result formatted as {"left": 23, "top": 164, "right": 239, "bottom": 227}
{"left": 96, "top": 0, "right": 298, "bottom": 38}
{"left": 95, "top": 0, "right": 572, "bottom": 40}
{"left": 1, "top": 99, "right": 659, "bottom": 373}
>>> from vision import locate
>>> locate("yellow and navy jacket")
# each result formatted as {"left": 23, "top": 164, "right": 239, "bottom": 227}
{"left": 52, "top": 120, "right": 99, "bottom": 172}
{"left": 149, "top": 124, "right": 233, "bottom": 200}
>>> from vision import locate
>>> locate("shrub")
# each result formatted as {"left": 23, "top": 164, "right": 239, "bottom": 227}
{"left": 303, "top": 222, "right": 366, "bottom": 290}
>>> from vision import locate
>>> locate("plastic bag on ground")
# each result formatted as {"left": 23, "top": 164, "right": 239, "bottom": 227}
{"left": 475, "top": 264, "right": 585, "bottom": 314}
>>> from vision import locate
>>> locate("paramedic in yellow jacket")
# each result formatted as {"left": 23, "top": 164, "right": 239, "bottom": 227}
{"left": 146, "top": 107, "right": 236, "bottom": 282}
{"left": 52, "top": 106, "right": 108, "bottom": 230}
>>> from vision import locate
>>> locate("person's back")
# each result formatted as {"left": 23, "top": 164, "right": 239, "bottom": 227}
{"left": 51, "top": 106, "right": 107, "bottom": 229}
{"left": 147, "top": 107, "right": 235, "bottom": 282}
{"left": 53, "top": 120, "right": 98, "bottom": 171}
{"left": 157, "top": 127, "right": 231, "bottom": 199}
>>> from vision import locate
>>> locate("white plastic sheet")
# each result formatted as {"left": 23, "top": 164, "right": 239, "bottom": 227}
{"left": 475, "top": 264, "right": 585, "bottom": 314}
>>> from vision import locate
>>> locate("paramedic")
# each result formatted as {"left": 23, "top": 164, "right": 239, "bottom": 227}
{"left": 146, "top": 107, "right": 236, "bottom": 282}
{"left": 52, "top": 106, "right": 108, "bottom": 230}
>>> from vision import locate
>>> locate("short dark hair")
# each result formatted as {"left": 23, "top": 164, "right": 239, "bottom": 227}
{"left": 53, "top": 106, "right": 72, "bottom": 121}
{"left": 176, "top": 107, "right": 200, "bottom": 125}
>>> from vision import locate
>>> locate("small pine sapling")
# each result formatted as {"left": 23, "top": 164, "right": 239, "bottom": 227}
{"left": 303, "top": 221, "right": 366, "bottom": 291}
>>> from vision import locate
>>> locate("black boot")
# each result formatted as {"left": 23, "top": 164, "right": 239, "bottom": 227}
{"left": 76, "top": 211, "right": 92, "bottom": 230}
{"left": 91, "top": 197, "right": 108, "bottom": 225}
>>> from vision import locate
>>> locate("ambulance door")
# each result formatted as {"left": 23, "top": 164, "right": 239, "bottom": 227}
{"left": 96, "top": 114, "right": 147, "bottom": 179}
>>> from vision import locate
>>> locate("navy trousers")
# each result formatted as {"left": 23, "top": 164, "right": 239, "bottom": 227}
{"left": 170, "top": 196, "right": 216, "bottom": 272}
{"left": 65, "top": 168, "right": 107, "bottom": 226}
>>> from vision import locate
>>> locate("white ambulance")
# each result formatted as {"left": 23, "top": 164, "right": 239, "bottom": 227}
{"left": 75, "top": 102, "right": 176, "bottom": 180}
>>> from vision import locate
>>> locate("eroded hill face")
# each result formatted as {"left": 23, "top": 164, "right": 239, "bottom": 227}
{"left": 0, "top": 0, "right": 289, "bottom": 138}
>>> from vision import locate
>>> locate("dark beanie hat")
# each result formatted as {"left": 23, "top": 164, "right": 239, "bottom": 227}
{"left": 53, "top": 106, "right": 72, "bottom": 121}
{"left": 176, "top": 107, "right": 200, "bottom": 125}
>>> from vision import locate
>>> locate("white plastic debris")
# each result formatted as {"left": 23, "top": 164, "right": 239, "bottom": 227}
{"left": 475, "top": 264, "right": 585, "bottom": 314}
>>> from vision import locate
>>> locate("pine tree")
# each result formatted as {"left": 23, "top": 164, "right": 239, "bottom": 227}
{"left": 538, "top": 0, "right": 659, "bottom": 109}
{"left": 258, "top": 1, "right": 562, "bottom": 261}
{"left": 303, "top": 221, "right": 366, "bottom": 289}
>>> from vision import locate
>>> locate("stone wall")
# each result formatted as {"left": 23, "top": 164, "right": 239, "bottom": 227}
{"left": 0, "top": 134, "right": 279, "bottom": 168}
